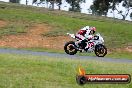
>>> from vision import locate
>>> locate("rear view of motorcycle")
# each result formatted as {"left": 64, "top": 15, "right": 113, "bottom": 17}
{"left": 64, "top": 33, "right": 107, "bottom": 57}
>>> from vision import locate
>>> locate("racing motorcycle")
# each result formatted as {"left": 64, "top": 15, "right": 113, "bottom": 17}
{"left": 64, "top": 33, "right": 107, "bottom": 57}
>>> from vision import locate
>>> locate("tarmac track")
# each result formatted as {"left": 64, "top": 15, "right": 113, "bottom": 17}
{"left": 0, "top": 48, "right": 132, "bottom": 63}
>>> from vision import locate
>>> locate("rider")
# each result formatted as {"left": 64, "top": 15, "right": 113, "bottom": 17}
{"left": 75, "top": 26, "right": 96, "bottom": 51}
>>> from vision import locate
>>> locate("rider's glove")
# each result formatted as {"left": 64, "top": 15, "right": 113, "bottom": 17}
{"left": 94, "top": 36, "right": 99, "bottom": 40}
{"left": 70, "top": 34, "right": 75, "bottom": 38}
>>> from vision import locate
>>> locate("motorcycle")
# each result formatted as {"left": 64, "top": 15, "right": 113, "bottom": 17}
{"left": 64, "top": 33, "right": 107, "bottom": 57}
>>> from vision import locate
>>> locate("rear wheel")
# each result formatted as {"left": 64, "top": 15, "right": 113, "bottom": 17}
{"left": 64, "top": 41, "right": 77, "bottom": 55}
{"left": 95, "top": 44, "right": 107, "bottom": 57}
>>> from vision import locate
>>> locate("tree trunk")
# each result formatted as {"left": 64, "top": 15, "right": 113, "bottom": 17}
{"left": 71, "top": 1, "right": 74, "bottom": 11}
{"left": 26, "top": 0, "right": 28, "bottom": 5}
{"left": 58, "top": 5, "right": 61, "bottom": 10}
{"left": 122, "top": 15, "right": 126, "bottom": 20}
{"left": 46, "top": 0, "right": 49, "bottom": 8}
{"left": 50, "top": 1, "right": 54, "bottom": 10}
{"left": 58, "top": 2, "right": 61, "bottom": 10}
{"left": 52, "top": 1, "right": 54, "bottom": 10}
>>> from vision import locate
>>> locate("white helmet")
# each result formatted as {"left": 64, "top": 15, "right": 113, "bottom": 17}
{"left": 85, "top": 26, "right": 90, "bottom": 30}
{"left": 81, "top": 26, "right": 90, "bottom": 30}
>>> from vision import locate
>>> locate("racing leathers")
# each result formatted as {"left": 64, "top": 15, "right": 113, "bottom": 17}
{"left": 75, "top": 26, "right": 94, "bottom": 51}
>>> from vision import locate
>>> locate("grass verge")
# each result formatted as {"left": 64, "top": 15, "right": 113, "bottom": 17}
{"left": 0, "top": 54, "right": 132, "bottom": 88}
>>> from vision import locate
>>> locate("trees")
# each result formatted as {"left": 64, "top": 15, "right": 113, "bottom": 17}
{"left": 90, "top": 0, "right": 110, "bottom": 16}
{"left": 66, "top": 0, "right": 85, "bottom": 12}
{"left": 90, "top": 0, "right": 132, "bottom": 20}
{"left": 109, "top": 0, "right": 132, "bottom": 20}
{"left": 33, "top": 0, "right": 62, "bottom": 10}
{"left": 116, "top": 0, "right": 132, "bottom": 20}
{"left": 26, "top": 0, "right": 28, "bottom": 5}
{"left": 9, "top": 0, "right": 20, "bottom": 3}
{"left": 56, "top": 0, "right": 62, "bottom": 10}
{"left": 130, "top": 12, "right": 132, "bottom": 19}
{"left": 32, "top": 0, "right": 85, "bottom": 12}
{"left": 90, "top": 0, "right": 122, "bottom": 16}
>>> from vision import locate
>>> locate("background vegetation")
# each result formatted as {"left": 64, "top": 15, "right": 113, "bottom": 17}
{"left": 0, "top": 2, "right": 132, "bottom": 58}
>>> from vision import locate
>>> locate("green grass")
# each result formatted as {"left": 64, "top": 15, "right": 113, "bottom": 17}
{"left": 0, "top": 54, "right": 132, "bottom": 88}
{"left": 0, "top": 2, "right": 132, "bottom": 49}
{"left": 0, "top": 21, "right": 31, "bottom": 36}
{"left": 106, "top": 51, "right": 132, "bottom": 59}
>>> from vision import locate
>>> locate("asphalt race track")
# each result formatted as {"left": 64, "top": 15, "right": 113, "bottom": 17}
{"left": 0, "top": 48, "right": 132, "bottom": 63}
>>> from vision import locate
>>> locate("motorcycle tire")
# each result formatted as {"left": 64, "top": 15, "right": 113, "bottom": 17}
{"left": 95, "top": 44, "right": 107, "bottom": 57}
{"left": 64, "top": 41, "right": 77, "bottom": 55}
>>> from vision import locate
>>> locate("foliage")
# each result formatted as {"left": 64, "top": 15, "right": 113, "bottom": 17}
{"left": 130, "top": 12, "right": 132, "bottom": 19}
{"left": 90, "top": 0, "right": 122, "bottom": 16}
{"left": 33, "top": 0, "right": 62, "bottom": 10}
{"left": 66, "top": 0, "right": 85, "bottom": 12}
{"left": 112, "top": 0, "right": 132, "bottom": 20}
{"left": 9, "top": 0, "right": 20, "bottom": 3}
{"left": 91, "top": 0, "right": 132, "bottom": 20}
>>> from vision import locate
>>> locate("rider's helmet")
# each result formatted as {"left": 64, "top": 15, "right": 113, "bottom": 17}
{"left": 83, "top": 26, "right": 90, "bottom": 31}
{"left": 90, "top": 27, "right": 96, "bottom": 34}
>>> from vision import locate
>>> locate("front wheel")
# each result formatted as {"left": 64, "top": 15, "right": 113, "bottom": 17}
{"left": 64, "top": 41, "right": 77, "bottom": 55}
{"left": 95, "top": 44, "right": 107, "bottom": 57}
